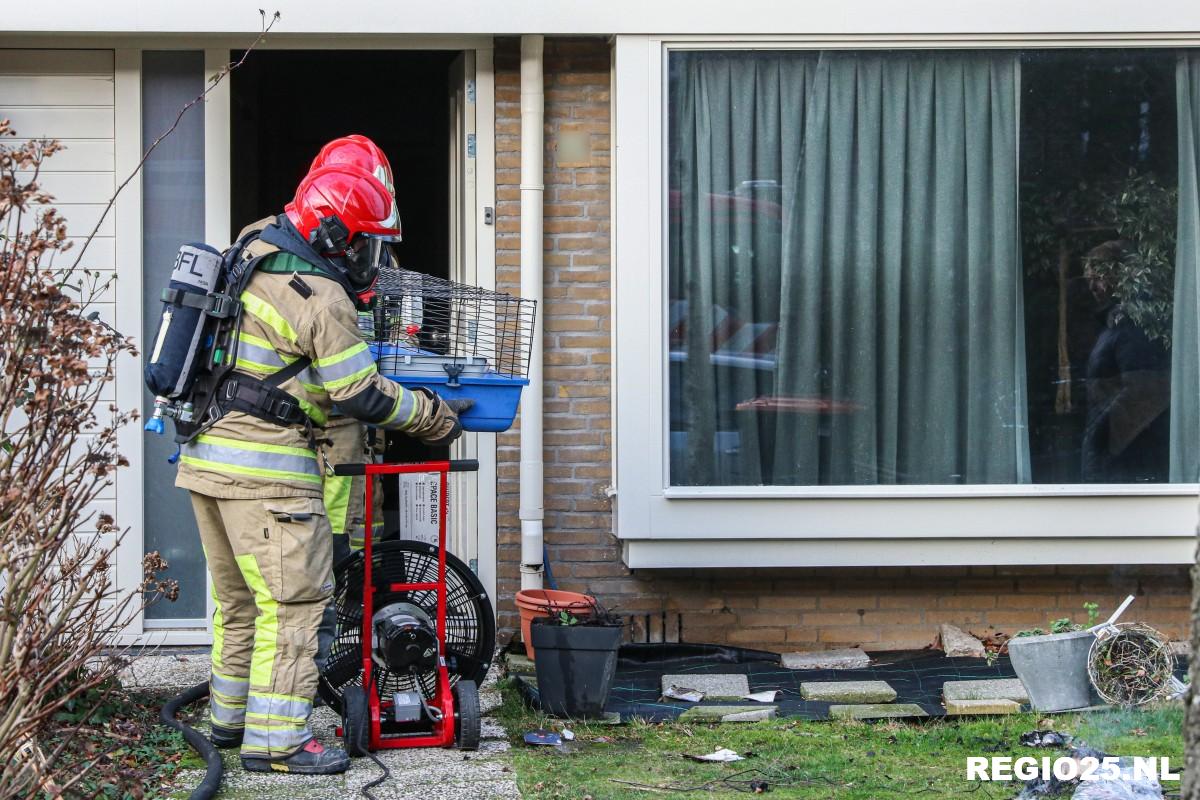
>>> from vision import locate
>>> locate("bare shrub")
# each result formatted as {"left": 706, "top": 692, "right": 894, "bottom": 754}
{"left": 0, "top": 122, "right": 178, "bottom": 797}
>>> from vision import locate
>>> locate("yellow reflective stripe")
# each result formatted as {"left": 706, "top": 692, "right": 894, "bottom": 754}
{"left": 235, "top": 357, "right": 279, "bottom": 374}
{"left": 235, "top": 554, "right": 278, "bottom": 687}
{"left": 240, "top": 291, "right": 298, "bottom": 343}
{"left": 179, "top": 455, "right": 324, "bottom": 486}
{"left": 196, "top": 434, "right": 316, "bottom": 460}
{"left": 314, "top": 341, "right": 369, "bottom": 368}
{"left": 382, "top": 387, "right": 419, "bottom": 428}
{"left": 205, "top": 545, "right": 225, "bottom": 671}
{"left": 246, "top": 712, "right": 308, "bottom": 725}
{"left": 255, "top": 692, "right": 314, "bottom": 704}
{"left": 323, "top": 475, "right": 352, "bottom": 535}
{"left": 243, "top": 723, "right": 306, "bottom": 733}
{"left": 320, "top": 363, "right": 377, "bottom": 391}
{"left": 297, "top": 397, "right": 328, "bottom": 426}
{"left": 381, "top": 392, "right": 403, "bottom": 425}
{"left": 238, "top": 331, "right": 281, "bottom": 353}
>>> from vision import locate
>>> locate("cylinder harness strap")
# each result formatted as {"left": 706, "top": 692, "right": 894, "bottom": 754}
{"left": 219, "top": 355, "right": 313, "bottom": 431}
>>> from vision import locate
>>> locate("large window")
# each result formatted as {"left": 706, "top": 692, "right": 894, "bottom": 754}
{"left": 667, "top": 48, "right": 1200, "bottom": 488}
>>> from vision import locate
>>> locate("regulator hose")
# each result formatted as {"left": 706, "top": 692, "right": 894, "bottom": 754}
{"left": 161, "top": 681, "right": 222, "bottom": 800}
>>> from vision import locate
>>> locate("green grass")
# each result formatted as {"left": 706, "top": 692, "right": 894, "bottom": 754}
{"left": 495, "top": 681, "right": 1183, "bottom": 800}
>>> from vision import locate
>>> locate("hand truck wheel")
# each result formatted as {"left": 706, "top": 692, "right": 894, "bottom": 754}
{"left": 341, "top": 685, "right": 370, "bottom": 757}
{"left": 452, "top": 679, "right": 481, "bottom": 751}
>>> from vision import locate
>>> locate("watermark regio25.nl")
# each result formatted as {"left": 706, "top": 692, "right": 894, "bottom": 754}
{"left": 967, "top": 756, "right": 1179, "bottom": 782}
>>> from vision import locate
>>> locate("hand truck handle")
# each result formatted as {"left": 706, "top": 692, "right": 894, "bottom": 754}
{"left": 330, "top": 459, "right": 479, "bottom": 476}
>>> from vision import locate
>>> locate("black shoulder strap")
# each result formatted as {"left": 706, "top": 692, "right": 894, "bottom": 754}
{"left": 264, "top": 355, "right": 312, "bottom": 388}
{"left": 257, "top": 217, "right": 360, "bottom": 300}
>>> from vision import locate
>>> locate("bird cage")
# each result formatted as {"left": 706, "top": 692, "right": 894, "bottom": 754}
{"left": 369, "top": 266, "right": 536, "bottom": 432}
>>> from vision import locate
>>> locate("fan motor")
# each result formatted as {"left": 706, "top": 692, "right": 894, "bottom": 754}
{"left": 373, "top": 602, "right": 439, "bottom": 673}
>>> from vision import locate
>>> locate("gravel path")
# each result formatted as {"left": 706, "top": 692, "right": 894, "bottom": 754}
{"left": 126, "top": 651, "right": 520, "bottom": 800}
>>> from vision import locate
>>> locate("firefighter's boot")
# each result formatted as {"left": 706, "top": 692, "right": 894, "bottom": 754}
{"left": 241, "top": 739, "right": 351, "bottom": 775}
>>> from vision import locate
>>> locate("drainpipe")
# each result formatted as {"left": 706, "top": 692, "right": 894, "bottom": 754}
{"left": 519, "top": 34, "right": 545, "bottom": 592}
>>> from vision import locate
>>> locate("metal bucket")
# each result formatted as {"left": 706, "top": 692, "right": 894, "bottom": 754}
{"left": 1007, "top": 629, "right": 1098, "bottom": 712}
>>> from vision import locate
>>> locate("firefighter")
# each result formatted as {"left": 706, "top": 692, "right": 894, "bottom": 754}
{"left": 305, "top": 136, "right": 395, "bottom": 564}
{"left": 176, "top": 164, "right": 462, "bottom": 775}
{"left": 300, "top": 137, "right": 394, "bottom": 676}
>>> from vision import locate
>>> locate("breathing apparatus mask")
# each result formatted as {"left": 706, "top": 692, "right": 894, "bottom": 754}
{"left": 308, "top": 214, "right": 401, "bottom": 299}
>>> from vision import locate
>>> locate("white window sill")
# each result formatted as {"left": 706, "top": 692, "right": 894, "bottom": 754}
{"left": 661, "top": 483, "right": 1200, "bottom": 500}
{"left": 622, "top": 536, "right": 1194, "bottom": 569}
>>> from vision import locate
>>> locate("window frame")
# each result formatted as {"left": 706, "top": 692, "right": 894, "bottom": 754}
{"left": 611, "top": 34, "right": 1200, "bottom": 565}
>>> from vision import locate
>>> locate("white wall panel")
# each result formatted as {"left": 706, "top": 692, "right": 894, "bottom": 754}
{"left": 16, "top": 171, "right": 114, "bottom": 202}
{"left": 41, "top": 203, "right": 116, "bottom": 236}
{"left": 32, "top": 140, "right": 115, "bottom": 172}
{"left": 0, "top": 50, "right": 112, "bottom": 74}
{"left": 58, "top": 236, "right": 115, "bottom": 269}
{"left": 5, "top": 107, "right": 114, "bottom": 139}
{"left": 0, "top": 74, "right": 114, "bottom": 105}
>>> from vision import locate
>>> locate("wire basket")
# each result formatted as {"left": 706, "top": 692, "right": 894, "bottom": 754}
{"left": 1086, "top": 622, "right": 1176, "bottom": 707}
{"left": 370, "top": 267, "right": 536, "bottom": 432}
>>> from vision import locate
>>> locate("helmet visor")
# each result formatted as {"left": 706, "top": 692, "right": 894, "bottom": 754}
{"left": 347, "top": 234, "right": 397, "bottom": 290}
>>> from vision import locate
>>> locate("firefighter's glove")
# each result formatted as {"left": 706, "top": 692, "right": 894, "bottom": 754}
{"left": 409, "top": 388, "right": 474, "bottom": 446}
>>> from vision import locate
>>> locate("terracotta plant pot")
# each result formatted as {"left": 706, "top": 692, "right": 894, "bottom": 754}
{"left": 515, "top": 589, "right": 596, "bottom": 659}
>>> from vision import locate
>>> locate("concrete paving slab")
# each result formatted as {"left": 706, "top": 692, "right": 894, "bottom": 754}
{"left": 945, "top": 698, "right": 1022, "bottom": 716}
{"left": 781, "top": 648, "right": 870, "bottom": 670}
{"left": 678, "top": 705, "right": 778, "bottom": 723}
{"left": 800, "top": 681, "right": 897, "bottom": 703}
{"left": 661, "top": 674, "right": 750, "bottom": 699}
{"left": 829, "top": 703, "right": 928, "bottom": 720}
{"left": 503, "top": 652, "right": 536, "bottom": 675}
{"left": 942, "top": 679, "right": 1030, "bottom": 704}
{"left": 939, "top": 624, "right": 986, "bottom": 658}
{"left": 120, "top": 652, "right": 211, "bottom": 689}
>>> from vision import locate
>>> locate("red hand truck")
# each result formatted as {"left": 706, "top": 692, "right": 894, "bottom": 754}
{"left": 331, "top": 458, "right": 481, "bottom": 752}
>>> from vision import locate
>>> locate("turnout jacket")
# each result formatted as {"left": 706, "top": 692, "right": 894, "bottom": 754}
{"left": 176, "top": 241, "right": 436, "bottom": 500}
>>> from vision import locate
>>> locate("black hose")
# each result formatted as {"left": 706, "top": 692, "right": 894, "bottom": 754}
{"left": 161, "top": 681, "right": 223, "bottom": 800}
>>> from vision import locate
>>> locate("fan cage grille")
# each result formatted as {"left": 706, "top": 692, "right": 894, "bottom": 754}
{"left": 321, "top": 541, "right": 494, "bottom": 707}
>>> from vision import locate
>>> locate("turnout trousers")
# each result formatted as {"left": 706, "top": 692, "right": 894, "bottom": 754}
{"left": 191, "top": 492, "right": 334, "bottom": 760}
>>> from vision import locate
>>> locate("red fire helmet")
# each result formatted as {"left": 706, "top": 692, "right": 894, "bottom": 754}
{"left": 291, "top": 164, "right": 402, "bottom": 248}
{"left": 285, "top": 134, "right": 395, "bottom": 222}
{"left": 310, "top": 134, "right": 395, "bottom": 196}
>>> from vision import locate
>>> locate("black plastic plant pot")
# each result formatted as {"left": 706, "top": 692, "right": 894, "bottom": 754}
{"left": 530, "top": 620, "right": 622, "bottom": 718}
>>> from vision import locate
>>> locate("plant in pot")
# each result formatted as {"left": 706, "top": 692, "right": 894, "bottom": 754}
{"left": 1007, "top": 602, "right": 1101, "bottom": 712}
{"left": 530, "top": 602, "right": 623, "bottom": 719}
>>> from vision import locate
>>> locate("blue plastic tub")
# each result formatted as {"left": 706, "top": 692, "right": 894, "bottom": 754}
{"left": 372, "top": 344, "right": 528, "bottom": 433}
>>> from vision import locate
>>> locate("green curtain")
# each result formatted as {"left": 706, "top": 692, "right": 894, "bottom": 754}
{"left": 670, "top": 50, "right": 1030, "bottom": 486}
{"left": 670, "top": 52, "right": 816, "bottom": 485}
{"left": 1171, "top": 54, "right": 1200, "bottom": 482}
{"left": 772, "top": 52, "right": 1029, "bottom": 485}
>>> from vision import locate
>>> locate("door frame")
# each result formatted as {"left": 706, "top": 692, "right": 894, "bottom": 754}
{"left": 0, "top": 35, "right": 498, "bottom": 644}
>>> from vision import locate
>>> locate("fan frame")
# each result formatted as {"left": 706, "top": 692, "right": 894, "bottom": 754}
{"left": 318, "top": 539, "right": 495, "bottom": 713}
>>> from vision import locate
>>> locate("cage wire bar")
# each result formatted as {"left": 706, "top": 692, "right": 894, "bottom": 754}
{"left": 372, "top": 266, "right": 536, "bottom": 381}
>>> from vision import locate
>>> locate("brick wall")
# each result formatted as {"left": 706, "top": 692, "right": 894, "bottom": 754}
{"left": 492, "top": 36, "right": 1192, "bottom": 653}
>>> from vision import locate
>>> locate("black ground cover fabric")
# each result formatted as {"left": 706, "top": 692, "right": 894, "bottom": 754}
{"left": 515, "top": 644, "right": 1189, "bottom": 722}
{"left": 519, "top": 647, "right": 1016, "bottom": 721}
